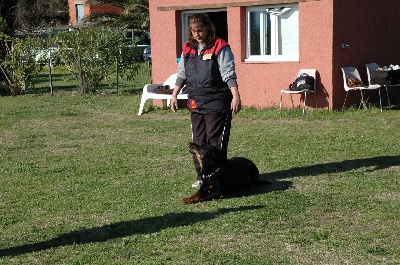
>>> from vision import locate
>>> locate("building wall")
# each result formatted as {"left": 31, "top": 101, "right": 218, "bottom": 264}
{"left": 150, "top": 0, "right": 400, "bottom": 109}
{"left": 233, "top": 0, "right": 334, "bottom": 109}
{"left": 332, "top": 0, "right": 400, "bottom": 107}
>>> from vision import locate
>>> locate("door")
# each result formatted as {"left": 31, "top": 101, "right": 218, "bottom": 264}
{"left": 75, "top": 4, "right": 84, "bottom": 22}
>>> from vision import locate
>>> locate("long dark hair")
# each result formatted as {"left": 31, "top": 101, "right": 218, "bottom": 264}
{"left": 187, "top": 13, "right": 216, "bottom": 48}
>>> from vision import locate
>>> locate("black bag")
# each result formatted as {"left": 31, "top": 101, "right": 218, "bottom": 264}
{"left": 155, "top": 85, "right": 173, "bottom": 94}
{"left": 386, "top": 69, "right": 400, "bottom": 85}
{"left": 290, "top": 73, "right": 315, "bottom": 91}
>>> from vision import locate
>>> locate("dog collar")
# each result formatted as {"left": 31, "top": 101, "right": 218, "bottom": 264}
{"left": 203, "top": 166, "right": 223, "bottom": 180}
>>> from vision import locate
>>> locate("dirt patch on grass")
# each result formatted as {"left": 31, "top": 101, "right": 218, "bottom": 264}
{"left": 374, "top": 192, "right": 400, "bottom": 201}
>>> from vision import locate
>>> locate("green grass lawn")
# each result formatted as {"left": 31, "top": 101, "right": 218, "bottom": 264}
{"left": 0, "top": 66, "right": 399, "bottom": 264}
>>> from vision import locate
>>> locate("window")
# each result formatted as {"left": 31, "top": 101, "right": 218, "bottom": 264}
{"left": 246, "top": 4, "right": 299, "bottom": 62}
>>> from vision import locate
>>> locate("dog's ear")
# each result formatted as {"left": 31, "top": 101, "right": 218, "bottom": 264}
{"left": 188, "top": 142, "right": 199, "bottom": 154}
{"left": 189, "top": 143, "right": 202, "bottom": 168}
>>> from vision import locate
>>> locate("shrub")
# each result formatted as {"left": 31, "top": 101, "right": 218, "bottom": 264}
{"left": 0, "top": 36, "right": 44, "bottom": 95}
{"left": 56, "top": 27, "right": 142, "bottom": 94}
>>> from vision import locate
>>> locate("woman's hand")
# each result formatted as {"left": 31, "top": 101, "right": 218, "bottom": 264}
{"left": 171, "top": 86, "right": 182, "bottom": 112}
{"left": 230, "top": 86, "right": 241, "bottom": 114}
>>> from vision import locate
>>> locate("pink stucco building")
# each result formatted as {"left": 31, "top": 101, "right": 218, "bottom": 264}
{"left": 149, "top": 0, "right": 400, "bottom": 110}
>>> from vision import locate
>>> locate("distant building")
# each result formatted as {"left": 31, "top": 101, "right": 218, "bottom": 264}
{"left": 68, "top": 0, "right": 123, "bottom": 25}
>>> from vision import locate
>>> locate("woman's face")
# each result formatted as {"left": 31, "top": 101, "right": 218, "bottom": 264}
{"left": 190, "top": 23, "right": 208, "bottom": 43}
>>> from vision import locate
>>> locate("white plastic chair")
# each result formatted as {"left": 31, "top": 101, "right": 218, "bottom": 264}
{"left": 137, "top": 74, "right": 187, "bottom": 115}
{"left": 366, "top": 63, "right": 396, "bottom": 109}
{"left": 341, "top": 67, "right": 382, "bottom": 111}
{"left": 280, "top": 69, "right": 317, "bottom": 115}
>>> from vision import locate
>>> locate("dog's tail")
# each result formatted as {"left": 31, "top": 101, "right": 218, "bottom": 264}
{"left": 247, "top": 163, "right": 270, "bottom": 187}
{"left": 248, "top": 163, "right": 271, "bottom": 187}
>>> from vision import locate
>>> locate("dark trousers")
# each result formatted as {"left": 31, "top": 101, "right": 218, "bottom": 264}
{"left": 191, "top": 111, "right": 232, "bottom": 180}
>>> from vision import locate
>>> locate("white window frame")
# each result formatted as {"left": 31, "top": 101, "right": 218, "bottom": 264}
{"left": 181, "top": 9, "right": 226, "bottom": 46}
{"left": 246, "top": 4, "right": 299, "bottom": 62}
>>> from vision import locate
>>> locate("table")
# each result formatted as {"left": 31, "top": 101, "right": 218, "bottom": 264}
{"left": 370, "top": 69, "right": 400, "bottom": 85}
{"left": 370, "top": 70, "right": 400, "bottom": 108}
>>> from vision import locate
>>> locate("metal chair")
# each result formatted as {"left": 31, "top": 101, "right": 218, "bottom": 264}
{"left": 341, "top": 67, "right": 382, "bottom": 111}
{"left": 280, "top": 69, "right": 317, "bottom": 115}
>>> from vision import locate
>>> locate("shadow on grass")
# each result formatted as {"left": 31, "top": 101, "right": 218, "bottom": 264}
{"left": 26, "top": 85, "right": 78, "bottom": 94}
{"left": 0, "top": 205, "right": 263, "bottom": 257}
{"left": 189, "top": 155, "right": 400, "bottom": 201}
{"left": 251, "top": 155, "right": 400, "bottom": 195}
{"left": 25, "top": 84, "right": 144, "bottom": 95}
{"left": 262, "top": 155, "right": 400, "bottom": 181}
{"left": 30, "top": 69, "right": 148, "bottom": 95}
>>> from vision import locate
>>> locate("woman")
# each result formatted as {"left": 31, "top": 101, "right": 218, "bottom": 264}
{"left": 171, "top": 13, "right": 241, "bottom": 188}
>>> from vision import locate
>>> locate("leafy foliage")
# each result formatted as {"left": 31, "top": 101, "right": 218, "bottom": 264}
{"left": 0, "top": 36, "right": 44, "bottom": 95}
{"left": 0, "top": 16, "right": 10, "bottom": 40}
{"left": 55, "top": 27, "right": 142, "bottom": 94}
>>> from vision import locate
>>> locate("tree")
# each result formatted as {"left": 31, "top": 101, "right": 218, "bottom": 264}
{"left": 56, "top": 27, "right": 141, "bottom": 94}
{"left": 0, "top": 0, "right": 17, "bottom": 31}
{"left": 1, "top": 0, "right": 69, "bottom": 32}
{"left": 86, "top": 0, "right": 149, "bottom": 32}
{"left": 0, "top": 36, "right": 45, "bottom": 95}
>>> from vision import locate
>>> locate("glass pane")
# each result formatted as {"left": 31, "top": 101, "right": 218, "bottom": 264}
{"left": 249, "top": 12, "right": 271, "bottom": 56}
{"left": 278, "top": 9, "right": 298, "bottom": 55}
{"left": 264, "top": 13, "right": 271, "bottom": 56}
{"left": 249, "top": 12, "right": 261, "bottom": 55}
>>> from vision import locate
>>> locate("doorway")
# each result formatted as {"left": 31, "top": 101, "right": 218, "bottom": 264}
{"left": 182, "top": 10, "right": 228, "bottom": 43}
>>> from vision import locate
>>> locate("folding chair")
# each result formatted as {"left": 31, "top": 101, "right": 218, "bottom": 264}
{"left": 280, "top": 69, "right": 317, "bottom": 115}
{"left": 341, "top": 67, "right": 382, "bottom": 112}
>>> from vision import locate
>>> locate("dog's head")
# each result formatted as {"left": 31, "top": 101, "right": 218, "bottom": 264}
{"left": 189, "top": 142, "right": 224, "bottom": 177}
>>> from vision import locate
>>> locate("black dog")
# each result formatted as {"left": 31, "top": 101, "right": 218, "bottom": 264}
{"left": 183, "top": 142, "right": 267, "bottom": 204}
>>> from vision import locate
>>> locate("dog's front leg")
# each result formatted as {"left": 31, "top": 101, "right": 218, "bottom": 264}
{"left": 198, "top": 181, "right": 221, "bottom": 202}
{"left": 183, "top": 191, "right": 202, "bottom": 204}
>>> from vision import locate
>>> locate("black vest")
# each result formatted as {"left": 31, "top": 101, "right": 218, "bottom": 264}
{"left": 183, "top": 38, "right": 233, "bottom": 113}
